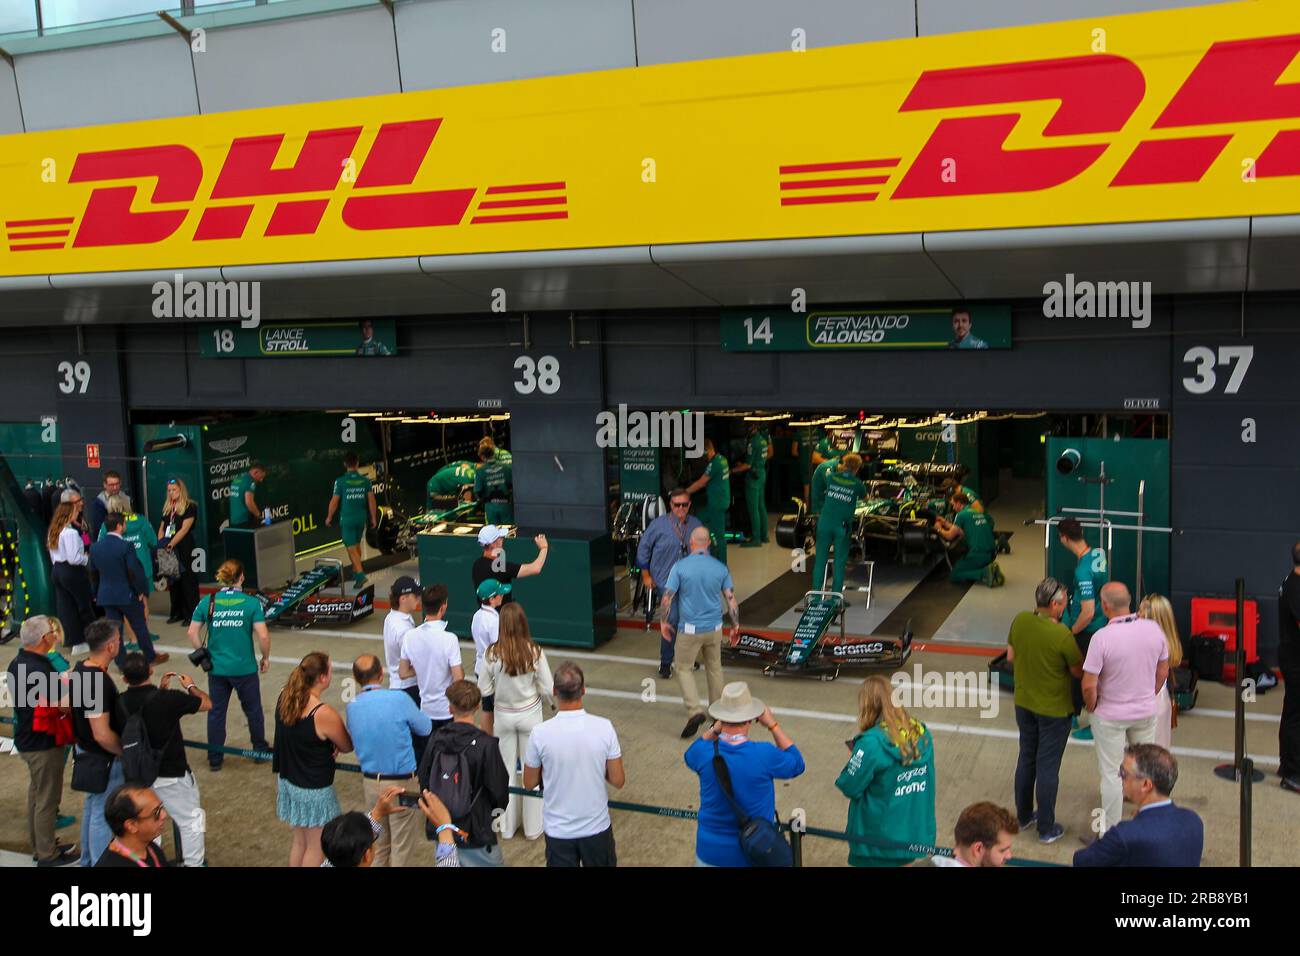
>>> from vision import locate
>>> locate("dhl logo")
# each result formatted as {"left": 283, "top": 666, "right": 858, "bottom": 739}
{"left": 1, "top": 2, "right": 1297, "bottom": 275}
{"left": 780, "top": 33, "right": 1300, "bottom": 205}
{"left": 6, "top": 118, "right": 568, "bottom": 253}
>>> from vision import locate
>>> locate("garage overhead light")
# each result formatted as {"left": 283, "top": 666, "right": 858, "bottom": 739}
{"left": 347, "top": 412, "right": 385, "bottom": 417}
{"left": 743, "top": 413, "right": 791, "bottom": 422}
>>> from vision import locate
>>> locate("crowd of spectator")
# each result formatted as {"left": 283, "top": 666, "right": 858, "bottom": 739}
{"left": 21, "top": 501, "right": 1293, "bottom": 870}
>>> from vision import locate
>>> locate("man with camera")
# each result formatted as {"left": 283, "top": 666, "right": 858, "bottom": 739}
{"left": 117, "top": 652, "right": 211, "bottom": 866}
{"left": 186, "top": 559, "right": 272, "bottom": 772}
{"left": 345, "top": 653, "right": 431, "bottom": 867}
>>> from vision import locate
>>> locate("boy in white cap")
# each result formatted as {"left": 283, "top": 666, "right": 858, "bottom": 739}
{"left": 471, "top": 525, "right": 550, "bottom": 603}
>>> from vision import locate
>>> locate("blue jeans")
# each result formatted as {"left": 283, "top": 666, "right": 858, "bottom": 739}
{"left": 79, "top": 754, "right": 125, "bottom": 866}
{"left": 1014, "top": 706, "right": 1072, "bottom": 835}
{"left": 207, "top": 673, "right": 268, "bottom": 766}
{"left": 105, "top": 601, "right": 155, "bottom": 666}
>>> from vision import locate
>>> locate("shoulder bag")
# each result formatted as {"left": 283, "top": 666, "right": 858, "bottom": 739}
{"left": 711, "top": 740, "right": 793, "bottom": 867}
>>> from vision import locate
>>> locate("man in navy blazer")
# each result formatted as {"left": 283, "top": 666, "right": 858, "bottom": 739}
{"left": 1074, "top": 744, "right": 1203, "bottom": 867}
{"left": 89, "top": 513, "right": 166, "bottom": 667}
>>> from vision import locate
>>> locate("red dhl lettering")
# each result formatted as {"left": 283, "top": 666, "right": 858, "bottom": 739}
{"left": 63, "top": 118, "right": 562, "bottom": 249}
{"left": 786, "top": 32, "right": 1300, "bottom": 205}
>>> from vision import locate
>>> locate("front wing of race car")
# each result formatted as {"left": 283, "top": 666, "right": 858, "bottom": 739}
{"left": 724, "top": 629, "right": 912, "bottom": 675}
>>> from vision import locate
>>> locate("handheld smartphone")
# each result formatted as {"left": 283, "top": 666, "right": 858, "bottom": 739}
{"left": 397, "top": 792, "right": 421, "bottom": 808}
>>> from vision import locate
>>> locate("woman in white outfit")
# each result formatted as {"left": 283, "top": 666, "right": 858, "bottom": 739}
{"left": 478, "top": 603, "right": 553, "bottom": 840}
{"left": 1138, "top": 594, "right": 1183, "bottom": 748}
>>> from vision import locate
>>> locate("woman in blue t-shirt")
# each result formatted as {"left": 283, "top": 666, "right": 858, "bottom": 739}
{"left": 684, "top": 682, "right": 805, "bottom": 866}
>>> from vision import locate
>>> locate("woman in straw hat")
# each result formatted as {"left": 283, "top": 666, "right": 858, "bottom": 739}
{"left": 835, "top": 675, "right": 936, "bottom": 866}
{"left": 684, "top": 681, "right": 804, "bottom": 867}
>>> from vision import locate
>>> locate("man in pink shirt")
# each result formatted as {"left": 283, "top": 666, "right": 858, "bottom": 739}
{"left": 1082, "top": 582, "right": 1169, "bottom": 835}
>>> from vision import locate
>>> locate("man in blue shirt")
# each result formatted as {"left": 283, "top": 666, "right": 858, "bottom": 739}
{"left": 684, "top": 681, "right": 804, "bottom": 867}
{"left": 636, "top": 488, "right": 704, "bottom": 679}
{"left": 661, "top": 526, "right": 740, "bottom": 739}
{"left": 345, "top": 653, "right": 432, "bottom": 867}
{"left": 1073, "top": 744, "right": 1203, "bottom": 867}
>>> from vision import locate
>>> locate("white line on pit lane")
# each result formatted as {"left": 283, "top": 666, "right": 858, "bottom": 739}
{"left": 256, "top": 630, "right": 1281, "bottom": 726}
{"left": 153, "top": 644, "right": 1281, "bottom": 768}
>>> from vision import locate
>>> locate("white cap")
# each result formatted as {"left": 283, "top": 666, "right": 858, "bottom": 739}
{"left": 477, "top": 525, "right": 506, "bottom": 547}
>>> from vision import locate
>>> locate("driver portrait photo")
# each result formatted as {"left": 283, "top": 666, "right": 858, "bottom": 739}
{"left": 948, "top": 308, "right": 988, "bottom": 350}
{"left": 355, "top": 319, "right": 392, "bottom": 356}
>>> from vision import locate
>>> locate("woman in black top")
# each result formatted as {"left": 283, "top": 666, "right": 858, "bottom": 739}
{"left": 158, "top": 478, "right": 200, "bottom": 625}
{"left": 273, "top": 652, "right": 353, "bottom": 867}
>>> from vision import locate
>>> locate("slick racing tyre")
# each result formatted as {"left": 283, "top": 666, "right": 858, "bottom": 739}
{"left": 366, "top": 507, "right": 402, "bottom": 554}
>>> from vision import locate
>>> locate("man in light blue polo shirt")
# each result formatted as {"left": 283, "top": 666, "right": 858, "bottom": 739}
{"left": 661, "top": 526, "right": 741, "bottom": 739}
{"left": 637, "top": 487, "right": 705, "bottom": 680}
{"left": 345, "top": 653, "right": 432, "bottom": 867}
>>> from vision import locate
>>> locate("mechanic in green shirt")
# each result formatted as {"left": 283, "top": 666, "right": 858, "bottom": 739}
{"left": 935, "top": 492, "right": 1002, "bottom": 585}
{"left": 685, "top": 437, "right": 730, "bottom": 564}
{"left": 940, "top": 477, "right": 984, "bottom": 513}
{"left": 731, "top": 425, "right": 772, "bottom": 547}
{"left": 810, "top": 453, "right": 841, "bottom": 514}
{"left": 325, "top": 452, "right": 377, "bottom": 587}
{"left": 1057, "top": 517, "right": 1109, "bottom": 640}
{"left": 1005, "top": 577, "right": 1083, "bottom": 842}
{"left": 1056, "top": 517, "right": 1110, "bottom": 740}
{"left": 475, "top": 444, "right": 514, "bottom": 525}
{"left": 186, "top": 558, "right": 272, "bottom": 771}
{"left": 426, "top": 460, "right": 477, "bottom": 508}
{"left": 477, "top": 436, "right": 512, "bottom": 467}
{"left": 228, "top": 462, "right": 266, "bottom": 528}
{"left": 814, "top": 454, "right": 866, "bottom": 594}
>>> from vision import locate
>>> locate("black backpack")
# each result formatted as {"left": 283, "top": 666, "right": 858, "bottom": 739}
{"left": 116, "top": 691, "right": 174, "bottom": 787}
{"left": 418, "top": 735, "right": 480, "bottom": 826}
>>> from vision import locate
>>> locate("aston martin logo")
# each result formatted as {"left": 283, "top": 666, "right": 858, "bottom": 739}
{"left": 209, "top": 436, "right": 249, "bottom": 455}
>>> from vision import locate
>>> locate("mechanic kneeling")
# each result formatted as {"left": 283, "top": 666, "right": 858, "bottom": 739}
{"left": 935, "top": 492, "right": 1004, "bottom": 587}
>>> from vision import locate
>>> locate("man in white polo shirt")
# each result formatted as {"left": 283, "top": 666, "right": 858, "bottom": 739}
{"left": 523, "top": 661, "right": 625, "bottom": 867}
{"left": 399, "top": 584, "right": 465, "bottom": 749}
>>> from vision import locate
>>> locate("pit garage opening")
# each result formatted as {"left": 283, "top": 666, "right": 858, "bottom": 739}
{"left": 131, "top": 408, "right": 511, "bottom": 630}
{"left": 610, "top": 409, "right": 1171, "bottom": 657}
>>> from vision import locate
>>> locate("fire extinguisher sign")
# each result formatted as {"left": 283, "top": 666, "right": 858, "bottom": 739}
{"left": 85, "top": 444, "right": 100, "bottom": 468}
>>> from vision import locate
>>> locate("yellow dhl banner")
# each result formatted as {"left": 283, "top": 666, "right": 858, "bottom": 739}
{"left": 1, "top": 0, "right": 1299, "bottom": 278}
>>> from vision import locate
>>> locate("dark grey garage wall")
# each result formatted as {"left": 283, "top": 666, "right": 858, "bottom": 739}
{"left": 1169, "top": 295, "right": 1300, "bottom": 664}
{"left": 5, "top": 292, "right": 1298, "bottom": 655}
{"left": 602, "top": 301, "right": 1174, "bottom": 411}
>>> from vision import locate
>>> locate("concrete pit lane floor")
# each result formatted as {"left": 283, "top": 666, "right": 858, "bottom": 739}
{"left": 1, "top": 601, "right": 1289, "bottom": 867}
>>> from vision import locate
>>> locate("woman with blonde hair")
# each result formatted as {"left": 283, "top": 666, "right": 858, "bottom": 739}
{"left": 479, "top": 602, "right": 553, "bottom": 840}
{"left": 1139, "top": 594, "right": 1183, "bottom": 747}
{"left": 273, "top": 652, "right": 353, "bottom": 867}
{"left": 158, "top": 477, "right": 200, "bottom": 625}
{"left": 835, "top": 675, "right": 937, "bottom": 866}
{"left": 46, "top": 498, "right": 94, "bottom": 650}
